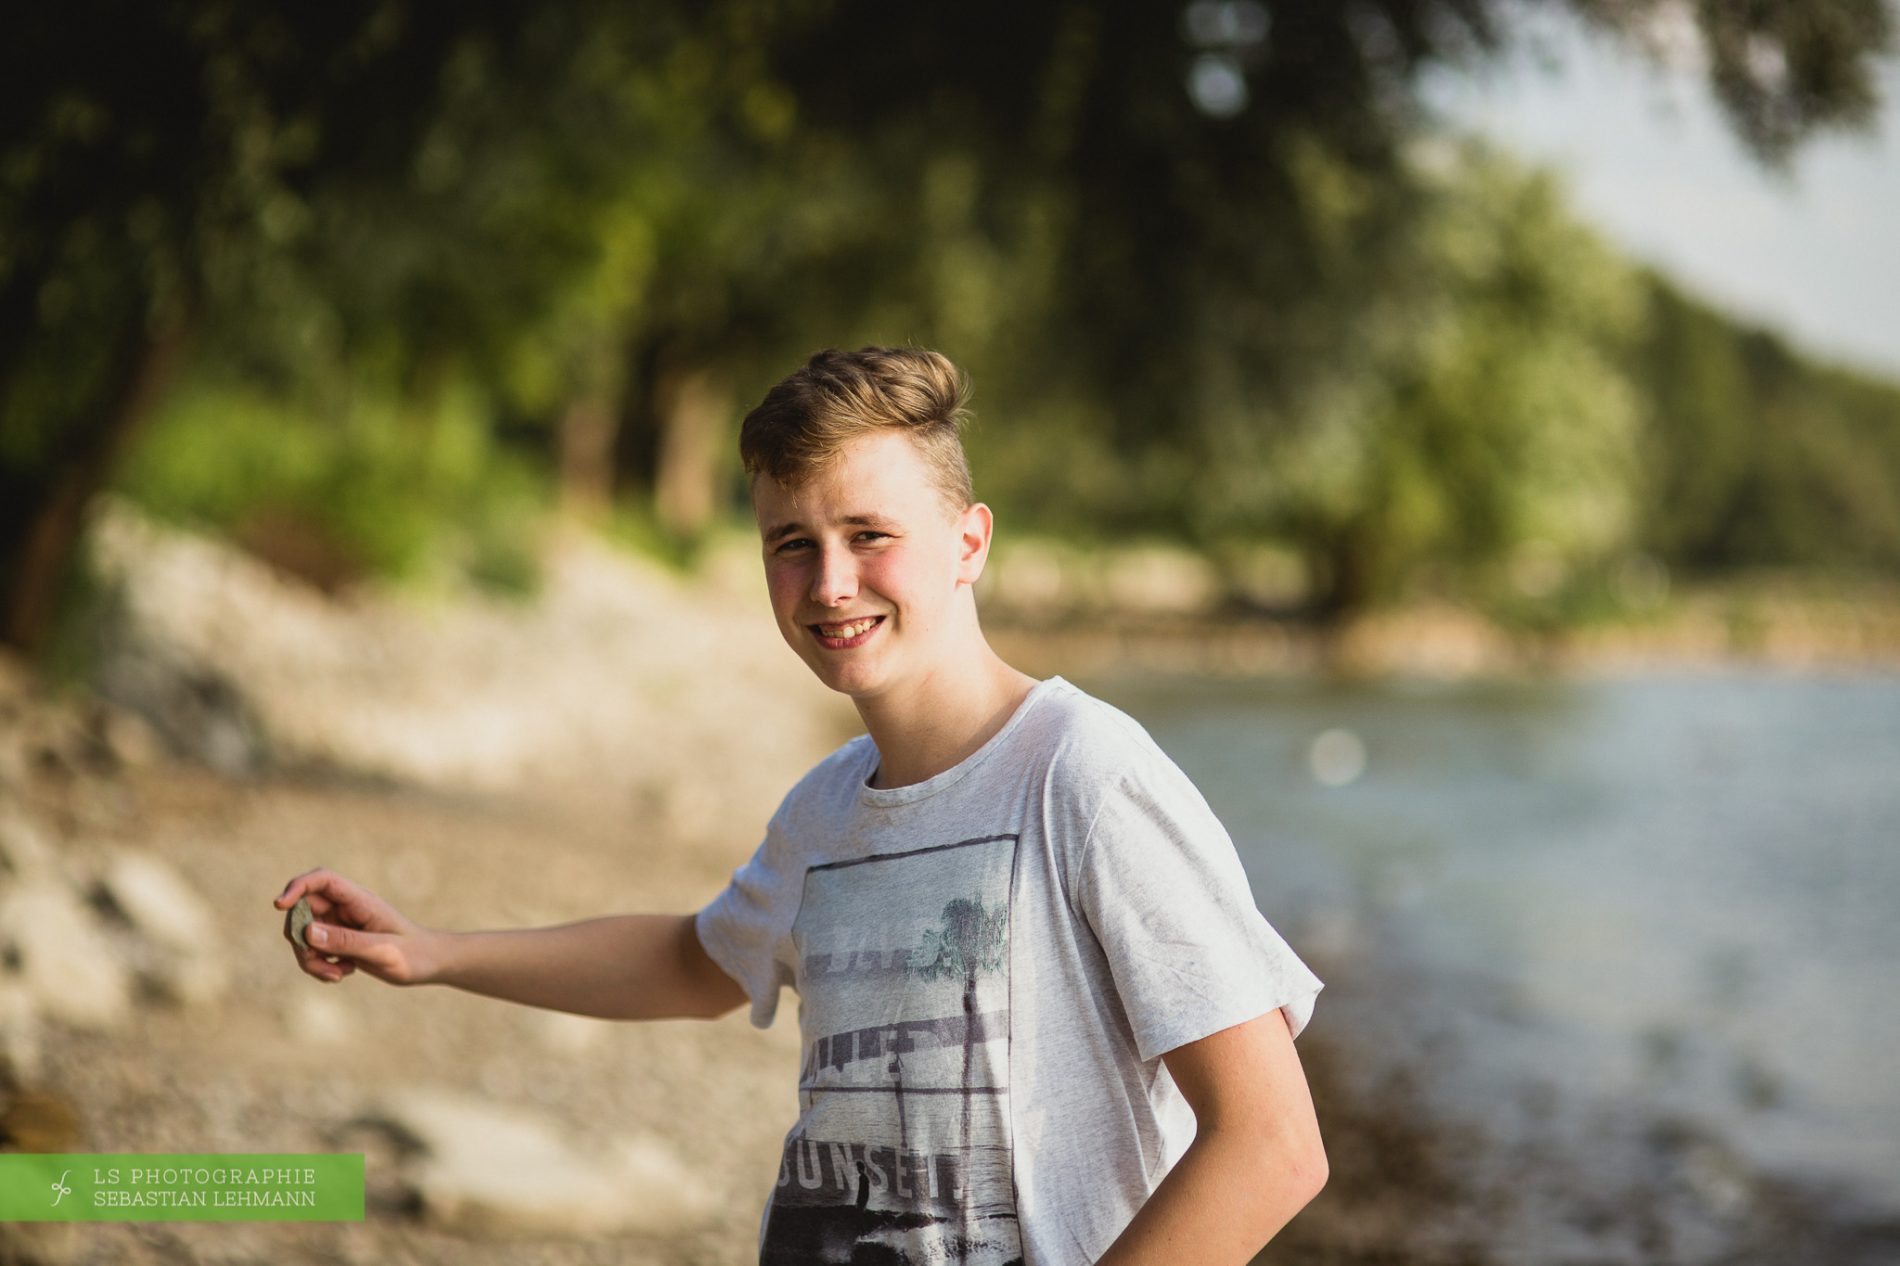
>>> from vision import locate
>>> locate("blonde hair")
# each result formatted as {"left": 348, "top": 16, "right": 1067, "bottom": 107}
{"left": 740, "top": 346, "right": 974, "bottom": 510}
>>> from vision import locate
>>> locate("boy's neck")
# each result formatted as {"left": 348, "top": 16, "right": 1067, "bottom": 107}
{"left": 856, "top": 645, "right": 1039, "bottom": 790}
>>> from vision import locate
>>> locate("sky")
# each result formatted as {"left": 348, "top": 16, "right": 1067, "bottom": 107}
{"left": 1422, "top": 9, "right": 1900, "bottom": 380}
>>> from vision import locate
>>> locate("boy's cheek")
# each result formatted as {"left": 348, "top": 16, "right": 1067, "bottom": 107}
{"left": 763, "top": 569, "right": 804, "bottom": 614}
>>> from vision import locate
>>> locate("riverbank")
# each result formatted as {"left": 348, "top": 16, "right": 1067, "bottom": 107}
{"left": 987, "top": 583, "right": 1900, "bottom": 683}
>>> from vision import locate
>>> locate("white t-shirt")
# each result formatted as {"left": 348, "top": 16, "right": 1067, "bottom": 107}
{"left": 695, "top": 675, "right": 1323, "bottom": 1266}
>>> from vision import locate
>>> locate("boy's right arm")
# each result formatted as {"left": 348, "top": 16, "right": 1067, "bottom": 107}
{"left": 273, "top": 868, "right": 747, "bottom": 1022}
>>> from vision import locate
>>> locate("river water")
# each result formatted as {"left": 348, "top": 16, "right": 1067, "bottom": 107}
{"left": 1081, "top": 670, "right": 1900, "bottom": 1264}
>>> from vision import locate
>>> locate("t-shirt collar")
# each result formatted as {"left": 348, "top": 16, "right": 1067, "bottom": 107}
{"left": 857, "top": 675, "right": 1067, "bottom": 808}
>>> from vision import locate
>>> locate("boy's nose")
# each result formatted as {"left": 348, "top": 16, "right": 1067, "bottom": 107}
{"left": 810, "top": 545, "right": 858, "bottom": 606}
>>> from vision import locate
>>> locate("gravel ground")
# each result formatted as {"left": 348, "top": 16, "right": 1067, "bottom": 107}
{"left": 16, "top": 761, "right": 812, "bottom": 1266}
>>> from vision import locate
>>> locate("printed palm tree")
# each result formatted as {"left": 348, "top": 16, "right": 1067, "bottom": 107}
{"left": 908, "top": 896, "right": 1008, "bottom": 984}
{"left": 907, "top": 895, "right": 1008, "bottom": 1189}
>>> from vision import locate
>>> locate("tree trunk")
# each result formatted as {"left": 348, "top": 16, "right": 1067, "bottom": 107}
{"left": 652, "top": 365, "right": 730, "bottom": 539}
{"left": 557, "top": 394, "right": 618, "bottom": 523}
{"left": 1306, "top": 521, "right": 1377, "bottom": 627}
{"left": 617, "top": 334, "right": 733, "bottom": 539}
{"left": 613, "top": 334, "right": 670, "bottom": 498}
{"left": 0, "top": 319, "right": 187, "bottom": 655}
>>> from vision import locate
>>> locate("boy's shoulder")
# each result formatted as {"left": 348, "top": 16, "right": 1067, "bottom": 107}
{"left": 774, "top": 731, "right": 878, "bottom": 816}
{"left": 1012, "top": 676, "right": 1166, "bottom": 776}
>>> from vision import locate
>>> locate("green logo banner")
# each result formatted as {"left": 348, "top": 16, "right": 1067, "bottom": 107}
{"left": 0, "top": 1154, "right": 364, "bottom": 1222}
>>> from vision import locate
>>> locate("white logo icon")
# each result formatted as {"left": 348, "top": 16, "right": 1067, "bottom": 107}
{"left": 50, "top": 1170, "right": 72, "bottom": 1206}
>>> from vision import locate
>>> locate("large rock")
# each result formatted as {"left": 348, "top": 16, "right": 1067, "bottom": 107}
{"left": 0, "top": 878, "right": 134, "bottom": 1031}
{"left": 90, "top": 850, "right": 231, "bottom": 1008}
{"left": 351, "top": 1088, "right": 716, "bottom": 1238}
{"left": 0, "top": 810, "right": 60, "bottom": 882}
{"left": 0, "top": 981, "right": 44, "bottom": 1089}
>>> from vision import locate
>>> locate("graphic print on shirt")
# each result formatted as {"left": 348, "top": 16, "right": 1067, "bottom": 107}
{"left": 763, "top": 833, "right": 1023, "bottom": 1266}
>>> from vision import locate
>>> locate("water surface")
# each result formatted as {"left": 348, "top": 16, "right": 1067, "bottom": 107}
{"left": 1083, "top": 670, "right": 1900, "bottom": 1262}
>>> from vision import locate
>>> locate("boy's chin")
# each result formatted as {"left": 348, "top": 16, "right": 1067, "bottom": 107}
{"left": 808, "top": 660, "right": 893, "bottom": 701}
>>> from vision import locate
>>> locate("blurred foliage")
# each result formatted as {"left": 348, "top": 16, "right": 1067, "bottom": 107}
{"left": 1632, "top": 275, "right": 1900, "bottom": 576}
{"left": 3, "top": 0, "right": 1896, "bottom": 651}
{"left": 969, "top": 139, "right": 1649, "bottom": 618}
{"left": 116, "top": 373, "right": 550, "bottom": 598}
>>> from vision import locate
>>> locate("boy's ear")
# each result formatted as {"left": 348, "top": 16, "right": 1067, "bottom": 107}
{"left": 956, "top": 503, "right": 994, "bottom": 585}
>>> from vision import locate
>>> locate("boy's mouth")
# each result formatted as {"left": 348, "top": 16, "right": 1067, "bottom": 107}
{"left": 810, "top": 615, "right": 885, "bottom": 647}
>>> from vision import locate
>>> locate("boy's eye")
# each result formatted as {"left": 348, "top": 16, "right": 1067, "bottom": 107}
{"left": 772, "top": 531, "right": 891, "bottom": 554}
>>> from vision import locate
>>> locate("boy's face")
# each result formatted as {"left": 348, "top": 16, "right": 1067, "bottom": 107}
{"left": 753, "top": 429, "right": 989, "bottom": 703}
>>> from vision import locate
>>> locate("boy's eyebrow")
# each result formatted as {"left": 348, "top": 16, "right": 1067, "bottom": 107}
{"left": 764, "top": 514, "right": 898, "bottom": 542}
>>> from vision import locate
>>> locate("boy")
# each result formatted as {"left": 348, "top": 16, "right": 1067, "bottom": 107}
{"left": 276, "top": 346, "right": 1327, "bottom": 1265}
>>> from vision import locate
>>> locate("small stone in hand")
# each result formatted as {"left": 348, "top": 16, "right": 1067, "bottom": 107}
{"left": 289, "top": 895, "right": 315, "bottom": 948}
{"left": 291, "top": 895, "right": 342, "bottom": 964}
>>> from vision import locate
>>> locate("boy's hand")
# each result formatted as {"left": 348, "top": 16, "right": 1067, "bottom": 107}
{"left": 273, "top": 868, "right": 442, "bottom": 986}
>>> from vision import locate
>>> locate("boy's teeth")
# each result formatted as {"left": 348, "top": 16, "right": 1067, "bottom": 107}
{"left": 821, "top": 618, "right": 877, "bottom": 637}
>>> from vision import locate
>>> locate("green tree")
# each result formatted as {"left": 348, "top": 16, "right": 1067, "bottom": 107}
{"left": 2, "top": 1, "right": 553, "bottom": 648}
{"left": 1256, "top": 144, "right": 1644, "bottom": 615}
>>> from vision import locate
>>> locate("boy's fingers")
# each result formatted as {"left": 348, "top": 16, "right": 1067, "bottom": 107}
{"left": 292, "top": 939, "right": 348, "bottom": 980}
{"left": 307, "top": 922, "right": 388, "bottom": 964}
{"left": 273, "top": 868, "right": 352, "bottom": 909}
{"left": 291, "top": 944, "right": 337, "bottom": 979}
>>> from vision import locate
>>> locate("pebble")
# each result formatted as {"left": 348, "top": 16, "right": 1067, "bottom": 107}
{"left": 289, "top": 895, "right": 314, "bottom": 949}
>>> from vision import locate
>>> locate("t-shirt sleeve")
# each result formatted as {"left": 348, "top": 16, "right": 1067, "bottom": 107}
{"left": 1074, "top": 753, "right": 1323, "bottom": 1063}
{"left": 694, "top": 813, "right": 800, "bottom": 1030}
